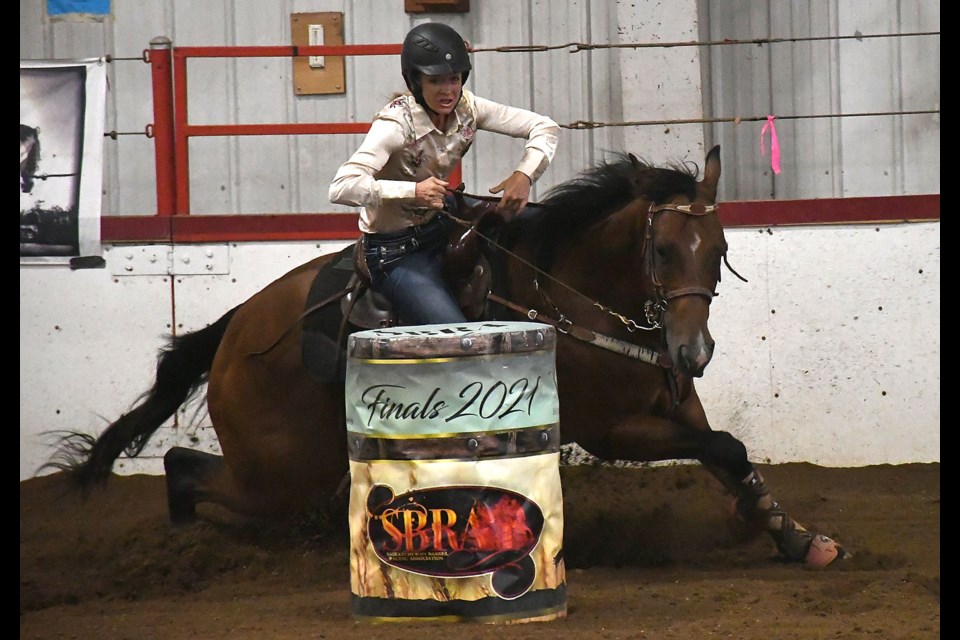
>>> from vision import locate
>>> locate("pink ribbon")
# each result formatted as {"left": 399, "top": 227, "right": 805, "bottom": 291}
{"left": 760, "top": 115, "right": 782, "bottom": 175}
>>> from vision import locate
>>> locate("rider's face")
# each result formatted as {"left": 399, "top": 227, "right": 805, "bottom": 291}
{"left": 420, "top": 73, "right": 463, "bottom": 115}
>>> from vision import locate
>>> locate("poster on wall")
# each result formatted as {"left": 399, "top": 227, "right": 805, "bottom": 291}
{"left": 47, "top": 0, "right": 111, "bottom": 19}
{"left": 20, "top": 58, "right": 107, "bottom": 264}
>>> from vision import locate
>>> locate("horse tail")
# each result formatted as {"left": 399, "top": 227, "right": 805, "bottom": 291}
{"left": 43, "top": 305, "right": 240, "bottom": 491}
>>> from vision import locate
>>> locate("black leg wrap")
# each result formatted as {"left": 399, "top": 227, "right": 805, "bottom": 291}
{"left": 699, "top": 431, "right": 753, "bottom": 480}
{"left": 736, "top": 470, "right": 816, "bottom": 562}
{"left": 731, "top": 467, "right": 777, "bottom": 521}
{"left": 768, "top": 510, "right": 814, "bottom": 562}
{"left": 163, "top": 447, "right": 222, "bottom": 524}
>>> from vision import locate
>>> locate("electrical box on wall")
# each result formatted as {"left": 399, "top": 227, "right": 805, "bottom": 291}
{"left": 405, "top": 0, "right": 469, "bottom": 12}
{"left": 291, "top": 12, "right": 345, "bottom": 96}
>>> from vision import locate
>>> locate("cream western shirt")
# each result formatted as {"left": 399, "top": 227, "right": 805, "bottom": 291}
{"left": 328, "top": 90, "right": 560, "bottom": 234}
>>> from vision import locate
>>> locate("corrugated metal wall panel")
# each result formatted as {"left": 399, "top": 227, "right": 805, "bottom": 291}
{"left": 20, "top": 1, "right": 939, "bottom": 216}
{"left": 528, "top": 0, "right": 586, "bottom": 195}
{"left": 468, "top": 2, "right": 545, "bottom": 198}
{"left": 293, "top": 0, "right": 357, "bottom": 217}
{"left": 837, "top": 0, "right": 901, "bottom": 198}
{"left": 584, "top": 3, "right": 624, "bottom": 168}
{"left": 49, "top": 20, "right": 109, "bottom": 59}
{"left": 702, "top": 0, "right": 939, "bottom": 202}
{"left": 615, "top": 0, "right": 706, "bottom": 165}
{"left": 19, "top": 0, "right": 46, "bottom": 59}
{"left": 770, "top": 1, "right": 843, "bottom": 200}
{"left": 177, "top": 2, "right": 232, "bottom": 214}
{"left": 703, "top": 0, "right": 775, "bottom": 201}
{"left": 111, "top": 4, "right": 171, "bottom": 217}
{"left": 232, "top": 0, "right": 295, "bottom": 215}
{"left": 530, "top": 0, "right": 626, "bottom": 193}
{"left": 896, "top": 0, "right": 940, "bottom": 196}
{"left": 320, "top": 1, "right": 418, "bottom": 214}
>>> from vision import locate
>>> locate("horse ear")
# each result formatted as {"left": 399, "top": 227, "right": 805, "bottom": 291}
{"left": 627, "top": 153, "right": 644, "bottom": 191}
{"left": 700, "top": 145, "right": 721, "bottom": 202}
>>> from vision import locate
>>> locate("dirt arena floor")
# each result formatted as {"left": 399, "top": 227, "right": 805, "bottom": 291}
{"left": 21, "top": 462, "right": 939, "bottom": 640}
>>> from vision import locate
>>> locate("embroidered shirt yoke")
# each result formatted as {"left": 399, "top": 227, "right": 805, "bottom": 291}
{"left": 328, "top": 90, "right": 560, "bottom": 234}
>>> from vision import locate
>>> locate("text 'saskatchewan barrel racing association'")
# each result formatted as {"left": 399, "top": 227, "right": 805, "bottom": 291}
{"left": 345, "top": 321, "right": 567, "bottom": 623}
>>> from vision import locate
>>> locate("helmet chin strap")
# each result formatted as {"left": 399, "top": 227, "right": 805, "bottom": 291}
{"left": 410, "top": 82, "right": 462, "bottom": 117}
{"left": 412, "top": 88, "right": 436, "bottom": 115}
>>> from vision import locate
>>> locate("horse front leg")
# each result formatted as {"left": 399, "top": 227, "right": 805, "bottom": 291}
{"left": 609, "top": 394, "right": 849, "bottom": 567}
{"left": 731, "top": 466, "right": 849, "bottom": 566}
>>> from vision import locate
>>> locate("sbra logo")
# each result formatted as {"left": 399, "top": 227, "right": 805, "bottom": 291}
{"left": 365, "top": 484, "right": 545, "bottom": 598}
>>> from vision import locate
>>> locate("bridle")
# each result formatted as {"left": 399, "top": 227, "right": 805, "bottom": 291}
{"left": 467, "top": 197, "right": 744, "bottom": 370}
{"left": 530, "top": 200, "right": 729, "bottom": 333}
{"left": 634, "top": 201, "right": 722, "bottom": 330}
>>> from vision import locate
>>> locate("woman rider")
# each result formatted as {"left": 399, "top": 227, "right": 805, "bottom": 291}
{"left": 328, "top": 22, "right": 560, "bottom": 326}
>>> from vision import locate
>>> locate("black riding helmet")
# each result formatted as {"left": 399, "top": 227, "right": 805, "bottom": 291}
{"left": 401, "top": 23, "right": 472, "bottom": 112}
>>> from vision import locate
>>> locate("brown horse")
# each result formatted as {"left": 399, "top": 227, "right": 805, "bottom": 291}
{"left": 49, "top": 145, "right": 847, "bottom": 567}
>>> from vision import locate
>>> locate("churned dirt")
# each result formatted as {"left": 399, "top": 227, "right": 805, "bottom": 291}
{"left": 21, "top": 462, "right": 939, "bottom": 640}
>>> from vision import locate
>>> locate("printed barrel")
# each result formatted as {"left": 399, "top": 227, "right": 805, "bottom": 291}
{"left": 345, "top": 321, "right": 567, "bottom": 623}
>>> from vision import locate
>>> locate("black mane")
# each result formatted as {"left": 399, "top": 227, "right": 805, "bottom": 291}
{"left": 503, "top": 152, "right": 702, "bottom": 272}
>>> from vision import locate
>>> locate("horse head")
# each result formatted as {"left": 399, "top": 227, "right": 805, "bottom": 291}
{"left": 488, "top": 145, "right": 737, "bottom": 380}
{"left": 630, "top": 145, "right": 727, "bottom": 378}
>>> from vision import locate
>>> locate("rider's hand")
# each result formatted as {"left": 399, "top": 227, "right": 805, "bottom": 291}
{"left": 414, "top": 176, "right": 449, "bottom": 209}
{"left": 489, "top": 171, "right": 532, "bottom": 220}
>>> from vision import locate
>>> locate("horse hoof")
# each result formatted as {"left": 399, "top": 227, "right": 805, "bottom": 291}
{"left": 805, "top": 534, "right": 851, "bottom": 568}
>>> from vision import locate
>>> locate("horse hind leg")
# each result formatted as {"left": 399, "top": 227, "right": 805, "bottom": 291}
{"left": 163, "top": 447, "right": 224, "bottom": 524}
{"left": 163, "top": 445, "right": 350, "bottom": 527}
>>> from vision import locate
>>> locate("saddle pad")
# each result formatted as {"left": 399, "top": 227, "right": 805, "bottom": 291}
{"left": 300, "top": 243, "right": 357, "bottom": 384}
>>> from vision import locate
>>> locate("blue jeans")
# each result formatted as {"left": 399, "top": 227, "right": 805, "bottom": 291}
{"left": 363, "top": 206, "right": 467, "bottom": 326}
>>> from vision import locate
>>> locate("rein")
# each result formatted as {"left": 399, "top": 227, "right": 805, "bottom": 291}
{"left": 447, "top": 193, "right": 741, "bottom": 369}
{"left": 486, "top": 291, "right": 673, "bottom": 368}
{"left": 444, "top": 192, "right": 661, "bottom": 333}
{"left": 247, "top": 190, "right": 746, "bottom": 376}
